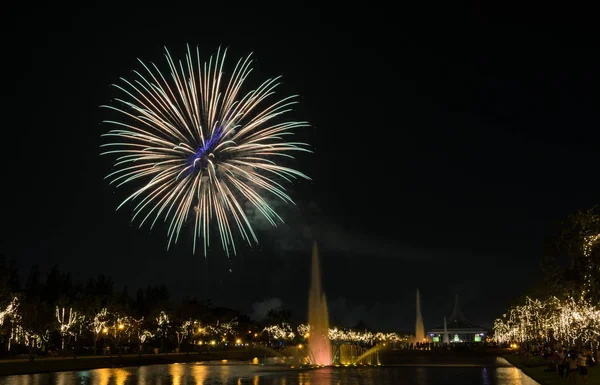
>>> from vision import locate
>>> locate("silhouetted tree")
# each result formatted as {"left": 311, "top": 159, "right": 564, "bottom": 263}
{"left": 20, "top": 297, "right": 54, "bottom": 362}
{"left": 353, "top": 320, "right": 369, "bottom": 331}
{"left": 266, "top": 308, "right": 292, "bottom": 325}
{"left": 43, "top": 265, "right": 61, "bottom": 304}
{"left": 145, "top": 284, "right": 170, "bottom": 318}
{"left": 133, "top": 288, "right": 147, "bottom": 317}
{"left": 0, "top": 256, "right": 19, "bottom": 297}
{"left": 24, "top": 265, "right": 41, "bottom": 298}
{"left": 544, "top": 206, "right": 600, "bottom": 302}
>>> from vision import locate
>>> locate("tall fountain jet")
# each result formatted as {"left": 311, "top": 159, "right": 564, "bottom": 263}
{"left": 415, "top": 289, "right": 425, "bottom": 342}
{"left": 307, "top": 242, "right": 332, "bottom": 365}
{"left": 443, "top": 316, "right": 449, "bottom": 343}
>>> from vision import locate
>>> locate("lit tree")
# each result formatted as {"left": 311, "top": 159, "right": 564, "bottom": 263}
{"left": 191, "top": 320, "right": 215, "bottom": 347}
{"left": 263, "top": 322, "right": 295, "bottom": 341}
{"left": 55, "top": 306, "right": 78, "bottom": 351}
{"left": 297, "top": 324, "right": 310, "bottom": 339}
{"left": 546, "top": 207, "right": 600, "bottom": 302}
{"left": 19, "top": 299, "right": 53, "bottom": 362}
{"left": 295, "top": 324, "right": 406, "bottom": 345}
{"left": 157, "top": 311, "right": 171, "bottom": 354}
{"left": 0, "top": 297, "right": 18, "bottom": 327}
{"left": 175, "top": 320, "right": 192, "bottom": 352}
{"left": 130, "top": 317, "right": 153, "bottom": 356}
{"left": 492, "top": 296, "right": 600, "bottom": 349}
{"left": 90, "top": 308, "right": 109, "bottom": 355}
{"left": 1, "top": 297, "right": 19, "bottom": 353}
{"left": 109, "top": 313, "right": 133, "bottom": 357}
{"left": 139, "top": 329, "right": 154, "bottom": 354}
{"left": 217, "top": 318, "right": 239, "bottom": 342}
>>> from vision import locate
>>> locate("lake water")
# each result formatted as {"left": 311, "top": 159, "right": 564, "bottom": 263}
{"left": 0, "top": 358, "right": 539, "bottom": 385}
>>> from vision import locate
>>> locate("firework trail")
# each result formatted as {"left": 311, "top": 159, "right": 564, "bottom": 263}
{"left": 101, "top": 45, "right": 311, "bottom": 256}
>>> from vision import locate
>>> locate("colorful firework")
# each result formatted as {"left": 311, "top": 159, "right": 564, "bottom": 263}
{"left": 101, "top": 46, "right": 311, "bottom": 256}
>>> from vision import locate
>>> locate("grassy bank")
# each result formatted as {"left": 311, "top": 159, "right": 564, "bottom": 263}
{"left": 502, "top": 354, "right": 600, "bottom": 385}
{"left": 0, "top": 349, "right": 263, "bottom": 377}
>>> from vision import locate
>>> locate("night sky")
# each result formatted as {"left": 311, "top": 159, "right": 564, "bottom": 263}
{"left": 2, "top": 5, "right": 599, "bottom": 332}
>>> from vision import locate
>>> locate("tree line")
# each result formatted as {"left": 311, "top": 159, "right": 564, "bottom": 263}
{"left": 492, "top": 207, "right": 600, "bottom": 349}
{"left": 0, "top": 260, "right": 287, "bottom": 360}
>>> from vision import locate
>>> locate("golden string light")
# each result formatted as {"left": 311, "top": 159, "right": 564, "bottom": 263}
{"left": 0, "top": 297, "right": 18, "bottom": 326}
{"left": 4, "top": 303, "right": 413, "bottom": 353}
{"left": 492, "top": 296, "right": 600, "bottom": 348}
{"left": 581, "top": 233, "right": 599, "bottom": 298}
{"left": 263, "top": 323, "right": 295, "bottom": 340}
{"left": 91, "top": 308, "right": 109, "bottom": 337}
{"left": 55, "top": 307, "right": 79, "bottom": 350}
{"left": 176, "top": 320, "right": 193, "bottom": 346}
{"left": 296, "top": 324, "right": 408, "bottom": 344}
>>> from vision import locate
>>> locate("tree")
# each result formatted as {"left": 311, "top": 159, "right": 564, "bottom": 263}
{"left": 266, "top": 308, "right": 292, "bottom": 325}
{"left": 0, "top": 256, "right": 19, "bottom": 298}
{"left": 89, "top": 308, "right": 109, "bottom": 355}
{"left": 175, "top": 320, "right": 192, "bottom": 353}
{"left": 55, "top": 306, "right": 78, "bottom": 351}
{"left": 24, "top": 265, "right": 41, "bottom": 298}
{"left": 353, "top": 320, "right": 369, "bottom": 331}
{"left": 156, "top": 311, "right": 171, "bottom": 354}
{"left": 545, "top": 206, "right": 600, "bottom": 302}
{"left": 19, "top": 297, "right": 53, "bottom": 362}
{"left": 0, "top": 256, "right": 19, "bottom": 341}
{"left": 43, "top": 265, "right": 62, "bottom": 304}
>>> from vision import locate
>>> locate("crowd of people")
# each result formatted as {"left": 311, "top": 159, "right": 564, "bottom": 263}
{"left": 535, "top": 345, "right": 596, "bottom": 384}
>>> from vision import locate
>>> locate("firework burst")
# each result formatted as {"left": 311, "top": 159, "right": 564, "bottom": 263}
{"left": 101, "top": 45, "right": 311, "bottom": 256}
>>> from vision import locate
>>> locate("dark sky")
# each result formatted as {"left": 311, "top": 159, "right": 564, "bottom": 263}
{"left": 2, "top": 5, "right": 598, "bottom": 332}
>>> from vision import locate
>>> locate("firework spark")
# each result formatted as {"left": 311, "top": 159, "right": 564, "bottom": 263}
{"left": 101, "top": 46, "right": 311, "bottom": 256}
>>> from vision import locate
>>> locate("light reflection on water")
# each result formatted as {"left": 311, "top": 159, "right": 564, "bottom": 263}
{"left": 0, "top": 363, "right": 540, "bottom": 385}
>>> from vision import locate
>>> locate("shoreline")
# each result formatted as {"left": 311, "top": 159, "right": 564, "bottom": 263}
{"left": 4, "top": 349, "right": 596, "bottom": 384}
{"left": 0, "top": 350, "right": 259, "bottom": 377}
{"left": 502, "top": 354, "right": 600, "bottom": 385}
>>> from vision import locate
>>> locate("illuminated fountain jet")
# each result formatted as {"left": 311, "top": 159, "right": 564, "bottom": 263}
{"left": 414, "top": 289, "right": 425, "bottom": 343}
{"left": 307, "top": 242, "right": 332, "bottom": 366}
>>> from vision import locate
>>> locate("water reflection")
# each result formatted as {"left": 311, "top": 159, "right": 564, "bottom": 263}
{"left": 481, "top": 367, "right": 491, "bottom": 385}
{"left": 415, "top": 366, "right": 428, "bottom": 385}
{"left": 83, "top": 368, "right": 130, "bottom": 385}
{"left": 297, "top": 372, "right": 311, "bottom": 385}
{"left": 115, "top": 369, "right": 130, "bottom": 385}
{"left": 54, "top": 372, "right": 66, "bottom": 385}
{"left": 219, "top": 364, "right": 230, "bottom": 385}
{"left": 136, "top": 366, "right": 147, "bottom": 385}
{"left": 93, "top": 368, "right": 109, "bottom": 385}
{"left": 0, "top": 362, "right": 541, "bottom": 385}
{"left": 168, "top": 363, "right": 184, "bottom": 385}
{"left": 191, "top": 364, "right": 208, "bottom": 384}
{"left": 494, "top": 367, "right": 539, "bottom": 385}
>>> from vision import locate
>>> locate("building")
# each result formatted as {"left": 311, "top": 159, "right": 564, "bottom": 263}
{"left": 428, "top": 295, "right": 487, "bottom": 343}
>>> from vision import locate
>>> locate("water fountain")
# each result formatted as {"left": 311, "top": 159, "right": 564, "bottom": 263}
{"left": 307, "top": 242, "right": 332, "bottom": 366}
{"left": 352, "top": 344, "right": 383, "bottom": 365}
{"left": 253, "top": 345, "right": 290, "bottom": 365}
{"left": 443, "top": 316, "right": 449, "bottom": 343}
{"left": 414, "top": 288, "right": 425, "bottom": 343}
{"left": 337, "top": 344, "right": 383, "bottom": 366}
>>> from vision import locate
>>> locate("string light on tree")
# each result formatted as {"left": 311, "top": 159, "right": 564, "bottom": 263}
{"left": 263, "top": 323, "right": 295, "bottom": 340}
{"left": 0, "top": 297, "right": 18, "bottom": 326}
{"left": 90, "top": 308, "right": 109, "bottom": 354}
{"left": 55, "top": 307, "right": 78, "bottom": 350}
{"left": 581, "top": 233, "right": 599, "bottom": 299}
{"left": 492, "top": 296, "right": 600, "bottom": 349}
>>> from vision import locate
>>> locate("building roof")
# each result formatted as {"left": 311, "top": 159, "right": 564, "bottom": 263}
{"left": 431, "top": 294, "right": 485, "bottom": 331}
